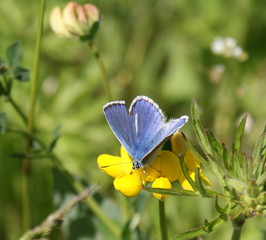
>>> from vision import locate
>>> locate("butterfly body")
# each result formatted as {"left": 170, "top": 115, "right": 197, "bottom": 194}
{"left": 103, "top": 96, "right": 188, "bottom": 169}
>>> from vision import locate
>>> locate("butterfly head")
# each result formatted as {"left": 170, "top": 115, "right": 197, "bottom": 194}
{"left": 132, "top": 160, "right": 143, "bottom": 170}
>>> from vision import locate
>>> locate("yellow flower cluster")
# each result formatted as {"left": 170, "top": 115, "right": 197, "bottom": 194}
{"left": 97, "top": 133, "right": 210, "bottom": 200}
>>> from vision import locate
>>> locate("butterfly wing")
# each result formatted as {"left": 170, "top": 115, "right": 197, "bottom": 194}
{"left": 129, "top": 96, "right": 188, "bottom": 165}
{"left": 104, "top": 96, "right": 189, "bottom": 169}
{"left": 103, "top": 101, "right": 137, "bottom": 158}
{"left": 136, "top": 116, "right": 189, "bottom": 166}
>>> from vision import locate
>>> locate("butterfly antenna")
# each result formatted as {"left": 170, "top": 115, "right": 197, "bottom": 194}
{"left": 100, "top": 161, "right": 133, "bottom": 169}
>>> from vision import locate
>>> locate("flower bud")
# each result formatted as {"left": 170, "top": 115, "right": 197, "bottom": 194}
{"left": 50, "top": 2, "right": 100, "bottom": 40}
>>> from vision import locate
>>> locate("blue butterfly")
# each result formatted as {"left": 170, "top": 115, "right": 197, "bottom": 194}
{"left": 103, "top": 96, "right": 188, "bottom": 169}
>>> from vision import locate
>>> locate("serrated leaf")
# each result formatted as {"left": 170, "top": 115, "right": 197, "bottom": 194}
{"left": 13, "top": 66, "right": 30, "bottom": 82}
{"left": 6, "top": 42, "right": 22, "bottom": 68}
{"left": 0, "top": 112, "right": 7, "bottom": 133}
{"left": 191, "top": 99, "right": 213, "bottom": 157}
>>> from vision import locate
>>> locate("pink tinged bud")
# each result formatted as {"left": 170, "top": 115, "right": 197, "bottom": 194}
{"left": 62, "top": 2, "right": 100, "bottom": 38}
{"left": 63, "top": 2, "right": 85, "bottom": 36}
{"left": 49, "top": 7, "right": 74, "bottom": 38}
{"left": 84, "top": 4, "right": 100, "bottom": 23}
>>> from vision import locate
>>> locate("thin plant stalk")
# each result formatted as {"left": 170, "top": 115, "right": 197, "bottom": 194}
{"left": 88, "top": 41, "right": 112, "bottom": 101}
{"left": 159, "top": 200, "right": 168, "bottom": 240}
{"left": 231, "top": 216, "right": 245, "bottom": 240}
{"left": 22, "top": 0, "right": 46, "bottom": 231}
{"left": 1, "top": 75, "right": 28, "bottom": 124}
{"left": 50, "top": 154, "right": 121, "bottom": 238}
{"left": 9, "top": 97, "right": 28, "bottom": 124}
{"left": 231, "top": 227, "right": 243, "bottom": 240}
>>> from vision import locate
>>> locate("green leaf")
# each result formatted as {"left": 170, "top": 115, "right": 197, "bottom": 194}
{"left": 179, "top": 154, "right": 198, "bottom": 192}
{"left": 175, "top": 215, "right": 227, "bottom": 239}
{"left": 215, "top": 196, "right": 229, "bottom": 214}
{"left": 253, "top": 125, "right": 266, "bottom": 178}
{"left": 13, "top": 66, "right": 30, "bottom": 82}
{"left": 0, "top": 58, "right": 8, "bottom": 74}
{"left": 79, "top": 21, "right": 100, "bottom": 42}
{"left": 206, "top": 129, "right": 223, "bottom": 158}
{"left": 0, "top": 82, "right": 6, "bottom": 96}
{"left": 144, "top": 186, "right": 200, "bottom": 197}
{"left": 0, "top": 112, "right": 7, "bottom": 133}
{"left": 48, "top": 125, "right": 62, "bottom": 152}
{"left": 6, "top": 42, "right": 22, "bottom": 68}
{"left": 222, "top": 143, "right": 230, "bottom": 170}
{"left": 233, "top": 115, "right": 247, "bottom": 155}
{"left": 182, "top": 133, "right": 212, "bottom": 172}
{"left": 195, "top": 168, "right": 210, "bottom": 197}
{"left": 191, "top": 99, "right": 213, "bottom": 158}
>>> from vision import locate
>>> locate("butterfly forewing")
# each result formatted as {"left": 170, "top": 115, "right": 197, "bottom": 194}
{"left": 129, "top": 96, "right": 165, "bottom": 147}
{"left": 103, "top": 101, "right": 137, "bottom": 158}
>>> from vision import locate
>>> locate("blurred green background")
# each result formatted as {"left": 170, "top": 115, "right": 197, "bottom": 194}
{"left": 0, "top": 0, "right": 265, "bottom": 239}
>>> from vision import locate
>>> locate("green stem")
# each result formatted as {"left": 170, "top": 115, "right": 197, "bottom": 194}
{"left": 231, "top": 216, "right": 245, "bottom": 240}
{"left": 159, "top": 200, "right": 168, "bottom": 240}
{"left": 8, "top": 124, "right": 120, "bottom": 237}
{"left": 88, "top": 41, "right": 112, "bottom": 101}
{"left": 231, "top": 227, "right": 243, "bottom": 240}
{"left": 22, "top": 0, "right": 46, "bottom": 231}
{"left": 9, "top": 97, "right": 28, "bottom": 124}
{"left": 28, "top": 0, "right": 45, "bottom": 133}
{"left": 0, "top": 75, "right": 28, "bottom": 124}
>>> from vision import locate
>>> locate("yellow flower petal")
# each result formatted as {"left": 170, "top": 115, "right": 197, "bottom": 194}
{"left": 184, "top": 150, "right": 200, "bottom": 171}
{"left": 138, "top": 166, "right": 160, "bottom": 183}
{"left": 152, "top": 177, "right": 172, "bottom": 200}
{"left": 178, "top": 170, "right": 211, "bottom": 191}
{"left": 200, "top": 173, "right": 211, "bottom": 186}
{"left": 178, "top": 171, "right": 195, "bottom": 191}
{"left": 114, "top": 172, "right": 142, "bottom": 197}
{"left": 97, "top": 154, "right": 132, "bottom": 178}
{"left": 120, "top": 146, "right": 133, "bottom": 163}
{"left": 151, "top": 151, "right": 182, "bottom": 181}
{"left": 170, "top": 132, "right": 187, "bottom": 156}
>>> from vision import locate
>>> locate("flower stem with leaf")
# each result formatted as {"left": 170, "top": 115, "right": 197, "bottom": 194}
{"left": 88, "top": 41, "right": 112, "bottom": 101}
{"left": 22, "top": 0, "right": 45, "bottom": 231}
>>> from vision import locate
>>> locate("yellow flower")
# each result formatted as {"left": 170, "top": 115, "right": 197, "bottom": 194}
{"left": 178, "top": 171, "right": 211, "bottom": 191}
{"left": 97, "top": 146, "right": 181, "bottom": 198}
{"left": 152, "top": 177, "right": 172, "bottom": 201}
{"left": 49, "top": 2, "right": 100, "bottom": 40}
{"left": 170, "top": 132, "right": 211, "bottom": 191}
